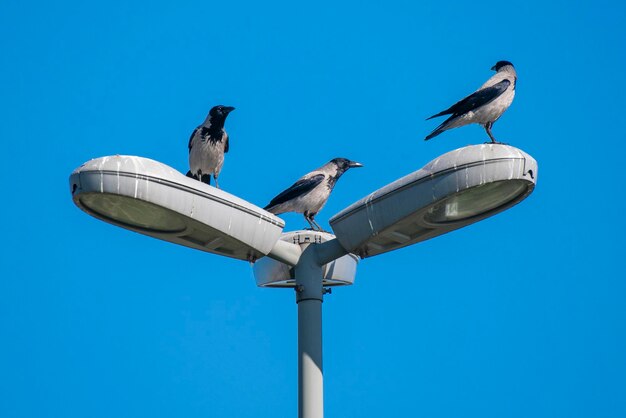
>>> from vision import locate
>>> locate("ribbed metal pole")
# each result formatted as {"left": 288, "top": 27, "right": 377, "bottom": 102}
{"left": 295, "top": 245, "right": 324, "bottom": 418}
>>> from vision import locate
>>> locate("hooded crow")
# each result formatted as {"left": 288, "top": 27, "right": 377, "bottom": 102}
{"left": 264, "top": 158, "right": 363, "bottom": 231}
{"left": 187, "top": 105, "right": 235, "bottom": 188}
{"left": 425, "top": 61, "right": 517, "bottom": 143}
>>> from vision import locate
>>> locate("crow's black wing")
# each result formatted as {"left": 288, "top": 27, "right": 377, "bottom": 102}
{"left": 264, "top": 174, "right": 325, "bottom": 209}
{"left": 187, "top": 127, "right": 200, "bottom": 152}
{"left": 427, "top": 79, "right": 511, "bottom": 119}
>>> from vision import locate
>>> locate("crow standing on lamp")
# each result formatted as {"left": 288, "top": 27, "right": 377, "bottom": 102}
{"left": 425, "top": 61, "right": 517, "bottom": 143}
{"left": 264, "top": 158, "right": 363, "bottom": 231}
{"left": 187, "top": 105, "right": 235, "bottom": 188}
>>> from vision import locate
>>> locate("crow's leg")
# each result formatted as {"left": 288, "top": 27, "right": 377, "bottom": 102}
{"left": 311, "top": 217, "right": 326, "bottom": 233}
{"left": 303, "top": 214, "right": 317, "bottom": 230}
{"left": 484, "top": 122, "right": 498, "bottom": 144}
{"left": 484, "top": 122, "right": 507, "bottom": 144}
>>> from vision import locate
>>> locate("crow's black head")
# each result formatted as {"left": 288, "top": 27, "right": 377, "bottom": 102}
{"left": 491, "top": 61, "right": 514, "bottom": 71}
{"left": 209, "top": 105, "right": 235, "bottom": 124}
{"left": 331, "top": 158, "right": 364, "bottom": 173}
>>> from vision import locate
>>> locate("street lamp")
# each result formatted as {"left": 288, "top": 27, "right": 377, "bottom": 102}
{"left": 70, "top": 144, "right": 537, "bottom": 418}
{"left": 69, "top": 155, "right": 296, "bottom": 263}
{"left": 329, "top": 143, "right": 536, "bottom": 257}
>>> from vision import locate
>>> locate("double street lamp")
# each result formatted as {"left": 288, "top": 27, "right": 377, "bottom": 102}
{"left": 70, "top": 144, "right": 537, "bottom": 418}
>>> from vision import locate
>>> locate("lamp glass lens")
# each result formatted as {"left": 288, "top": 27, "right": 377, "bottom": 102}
{"left": 425, "top": 180, "right": 528, "bottom": 224}
{"left": 80, "top": 194, "right": 186, "bottom": 233}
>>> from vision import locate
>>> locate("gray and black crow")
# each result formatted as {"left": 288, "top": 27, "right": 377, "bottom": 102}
{"left": 187, "top": 105, "right": 235, "bottom": 188}
{"left": 264, "top": 158, "right": 363, "bottom": 231}
{"left": 425, "top": 61, "right": 517, "bottom": 143}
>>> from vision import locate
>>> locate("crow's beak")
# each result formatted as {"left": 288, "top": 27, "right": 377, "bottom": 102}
{"left": 224, "top": 106, "right": 235, "bottom": 113}
{"left": 349, "top": 161, "right": 364, "bottom": 168}
{"left": 490, "top": 65, "right": 496, "bottom": 71}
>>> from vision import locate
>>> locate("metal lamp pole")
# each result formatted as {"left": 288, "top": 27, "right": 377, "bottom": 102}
{"left": 295, "top": 245, "right": 325, "bottom": 418}
{"left": 289, "top": 236, "right": 349, "bottom": 418}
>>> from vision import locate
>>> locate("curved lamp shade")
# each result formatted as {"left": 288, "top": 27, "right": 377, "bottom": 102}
{"left": 329, "top": 144, "right": 537, "bottom": 258}
{"left": 69, "top": 155, "right": 285, "bottom": 261}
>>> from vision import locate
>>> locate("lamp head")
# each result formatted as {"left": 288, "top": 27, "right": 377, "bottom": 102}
{"left": 329, "top": 144, "right": 537, "bottom": 258}
{"left": 70, "top": 155, "right": 284, "bottom": 261}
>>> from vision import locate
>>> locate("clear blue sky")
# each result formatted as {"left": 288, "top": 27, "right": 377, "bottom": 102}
{"left": 2, "top": 1, "right": 625, "bottom": 417}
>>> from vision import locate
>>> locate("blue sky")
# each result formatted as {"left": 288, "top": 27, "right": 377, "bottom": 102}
{"left": 1, "top": 1, "right": 625, "bottom": 417}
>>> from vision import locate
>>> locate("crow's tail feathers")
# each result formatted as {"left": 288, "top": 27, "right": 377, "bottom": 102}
{"left": 200, "top": 174, "right": 211, "bottom": 185}
{"left": 186, "top": 170, "right": 210, "bottom": 185}
{"left": 426, "top": 110, "right": 450, "bottom": 120}
{"left": 425, "top": 128, "right": 445, "bottom": 141}
{"left": 425, "top": 114, "right": 457, "bottom": 140}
